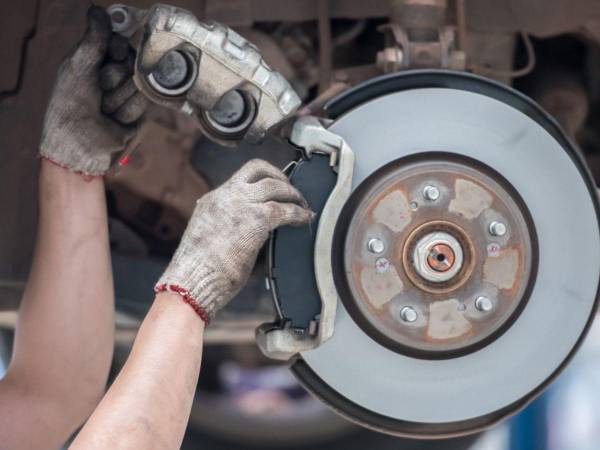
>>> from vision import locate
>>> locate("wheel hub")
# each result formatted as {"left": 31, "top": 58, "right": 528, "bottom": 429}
{"left": 342, "top": 156, "right": 535, "bottom": 356}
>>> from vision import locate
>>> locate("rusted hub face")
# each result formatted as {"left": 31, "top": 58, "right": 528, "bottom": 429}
{"left": 342, "top": 155, "right": 535, "bottom": 357}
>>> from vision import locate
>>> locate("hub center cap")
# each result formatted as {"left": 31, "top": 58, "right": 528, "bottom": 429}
{"left": 414, "top": 231, "right": 462, "bottom": 281}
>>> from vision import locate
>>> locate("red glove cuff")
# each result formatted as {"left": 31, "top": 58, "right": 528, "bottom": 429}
{"left": 39, "top": 154, "right": 103, "bottom": 180}
{"left": 154, "top": 283, "right": 211, "bottom": 325}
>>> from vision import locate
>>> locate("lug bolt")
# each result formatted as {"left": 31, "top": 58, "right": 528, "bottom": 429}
{"left": 489, "top": 221, "right": 507, "bottom": 237}
{"left": 423, "top": 185, "right": 440, "bottom": 201}
{"left": 475, "top": 296, "right": 493, "bottom": 312}
{"left": 400, "top": 306, "right": 418, "bottom": 323}
{"left": 367, "top": 238, "right": 385, "bottom": 254}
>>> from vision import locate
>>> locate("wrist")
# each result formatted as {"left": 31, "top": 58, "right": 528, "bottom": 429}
{"left": 40, "top": 157, "right": 106, "bottom": 201}
{"left": 155, "top": 262, "right": 233, "bottom": 323}
{"left": 38, "top": 138, "right": 112, "bottom": 177}
{"left": 154, "top": 291, "right": 207, "bottom": 332}
{"left": 154, "top": 283, "right": 212, "bottom": 325}
{"left": 40, "top": 154, "right": 104, "bottom": 181}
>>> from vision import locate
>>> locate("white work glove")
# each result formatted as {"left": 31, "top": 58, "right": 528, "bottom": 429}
{"left": 39, "top": 6, "right": 148, "bottom": 176}
{"left": 155, "top": 159, "right": 314, "bottom": 324}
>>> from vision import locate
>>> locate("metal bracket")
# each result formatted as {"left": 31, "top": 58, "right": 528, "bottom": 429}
{"left": 257, "top": 116, "right": 355, "bottom": 360}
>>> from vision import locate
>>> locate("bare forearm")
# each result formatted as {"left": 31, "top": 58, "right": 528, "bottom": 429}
{"left": 70, "top": 293, "right": 205, "bottom": 450}
{"left": 1, "top": 160, "right": 114, "bottom": 445}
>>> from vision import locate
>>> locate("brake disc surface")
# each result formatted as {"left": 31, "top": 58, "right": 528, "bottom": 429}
{"left": 290, "top": 72, "right": 600, "bottom": 437}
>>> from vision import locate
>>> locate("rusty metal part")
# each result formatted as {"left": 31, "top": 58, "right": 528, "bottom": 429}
{"left": 390, "top": 0, "right": 447, "bottom": 29}
{"left": 342, "top": 156, "right": 535, "bottom": 356}
{"left": 376, "top": 0, "right": 465, "bottom": 72}
{"left": 376, "top": 23, "right": 465, "bottom": 71}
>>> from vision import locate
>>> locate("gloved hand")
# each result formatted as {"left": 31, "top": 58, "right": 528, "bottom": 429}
{"left": 39, "top": 6, "right": 148, "bottom": 176}
{"left": 155, "top": 159, "right": 314, "bottom": 324}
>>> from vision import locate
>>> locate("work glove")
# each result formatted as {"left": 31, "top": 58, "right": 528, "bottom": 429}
{"left": 39, "top": 6, "right": 148, "bottom": 176}
{"left": 155, "top": 159, "right": 314, "bottom": 324}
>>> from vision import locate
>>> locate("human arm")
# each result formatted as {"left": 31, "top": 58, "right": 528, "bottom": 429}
{"left": 68, "top": 293, "right": 204, "bottom": 449}
{"left": 70, "top": 159, "right": 313, "bottom": 449}
{"left": 0, "top": 7, "right": 148, "bottom": 449}
{"left": 0, "top": 161, "right": 114, "bottom": 450}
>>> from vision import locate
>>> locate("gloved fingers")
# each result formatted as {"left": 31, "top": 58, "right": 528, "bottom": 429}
{"left": 112, "top": 92, "right": 149, "bottom": 125}
{"left": 250, "top": 178, "right": 309, "bottom": 208}
{"left": 107, "top": 34, "right": 130, "bottom": 62}
{"left": 262, "top": 201, "right": 315, "bottom": 229}
{"left": 71, "top": 6, "right": 112, "bottom": 72}
{"left": 233, "top": 159, "right": 288, "bottom": 184}
{"left": 102, "top": 78, "right": 137, "bottom": 114}
{"left": 99, "top": 62, "right": 130, "bottom": 91}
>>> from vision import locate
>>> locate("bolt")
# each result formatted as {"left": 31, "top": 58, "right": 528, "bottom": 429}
{"left": 110, "top": 8, "right": 127, "bottom": 25}
{"left": 489, "top": 221, "right": 507, "bottom": 237}
{"left": 375, "top": 257, "right": 390, "bottom": 273}
{"left": 475, "top": 296, "right": 493, "bottom": 312}
{"left": 400, "top": 306, "right": 418, "bottom": 323}
{"left": 367, "top": 238, "right": 385, "bottom": 254}
{"left": 423, "top": 185, "right": 440, "bottom": 201}
{"left": 108, "top": 5, "right": 131, "bottom": 33}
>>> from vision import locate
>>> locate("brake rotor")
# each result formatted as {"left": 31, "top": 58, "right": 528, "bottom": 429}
{"left": 271, "top": 71, "right": 600, "bottom": 438}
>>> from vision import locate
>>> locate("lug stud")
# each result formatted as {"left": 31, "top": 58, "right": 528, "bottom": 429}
{"left": 367, "top": 238, "right": 385, "bottom": 254}
{"left": 489, "top": 221, "right": 507, "bottom": 237}
{"left": 423, "top": 185, "right": 440, "bottom": 201}
{"left": 400, "top": 306, "right": 418, "bottom": 323}
{"left": 475, "top": 296, "right": 493, "bottom": 312}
